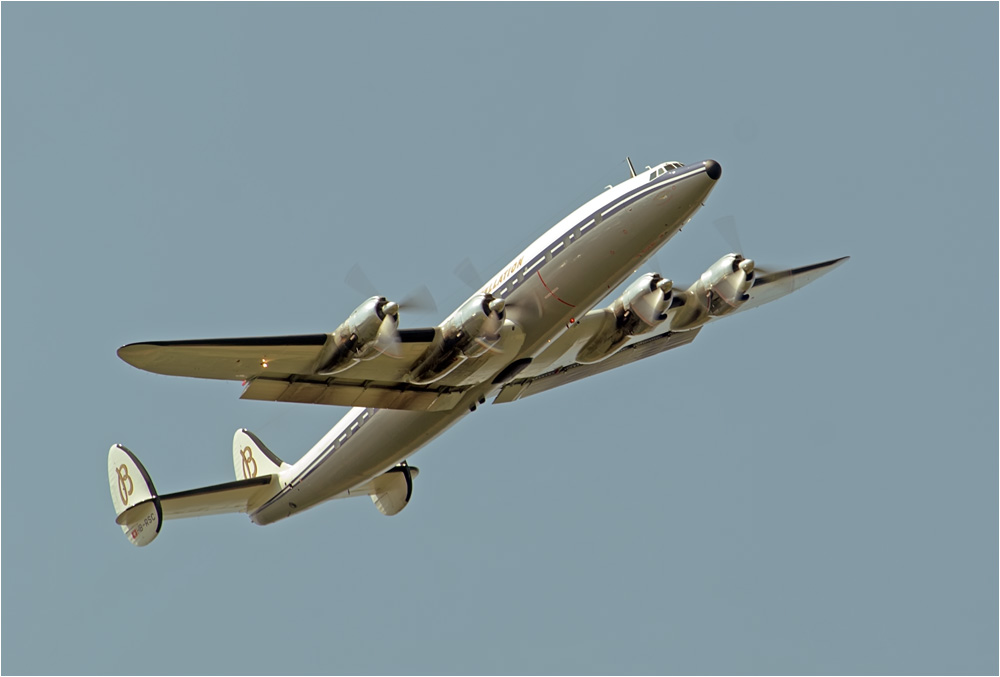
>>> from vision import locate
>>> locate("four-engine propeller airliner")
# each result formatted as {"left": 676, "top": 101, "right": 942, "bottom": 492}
{"left": 109, "top": 157, "right": 847, "bottom": 546}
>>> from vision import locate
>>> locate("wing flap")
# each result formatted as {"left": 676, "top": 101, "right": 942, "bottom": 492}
{"left": 241, "top": 378, "right": 465, "bottom": 411}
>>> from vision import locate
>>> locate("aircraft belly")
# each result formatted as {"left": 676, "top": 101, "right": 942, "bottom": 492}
{"left": 250, "top": 407, "right": 467, "bottom": 524}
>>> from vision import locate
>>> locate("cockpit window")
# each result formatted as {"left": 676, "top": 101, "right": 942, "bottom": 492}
{"left": 649, "top": 161, "right": 685, "bottom": 181}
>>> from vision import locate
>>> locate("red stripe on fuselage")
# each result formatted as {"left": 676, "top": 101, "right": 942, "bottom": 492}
{"left": 537, "top": 271, "right": 576, "bottom": 308}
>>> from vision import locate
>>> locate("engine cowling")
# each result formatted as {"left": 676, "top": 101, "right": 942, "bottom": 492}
{"left": 576, "top": 273, "right": 674, "bottom": 364}
{"left": 314, "top": 296, "right": 401, "bottom": 375}
{"left": 668, "top": 253, "right": 755, "bottom": 332}
{"left": 407, "top": 294, "right": 506, "bottom": 385}
{"left": 616, "top": 273, "right": 675, "bottom": 335}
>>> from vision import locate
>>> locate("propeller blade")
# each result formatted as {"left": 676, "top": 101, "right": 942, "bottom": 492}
{"left": 373, "top": 315, "right": 405, "bottom": 359}
{"left": 713, "top": 215, "right": 743, "bottom": 255}
{"left": 399, "top": 284, "right": 438, "bottom": 315}
{"left": 346, "top": 264, "right": 438, "bottom": 317}
{"left": 453, "top": 258, "right": 484, "bottom": 291}
{"left": 345, "top": 264, "right": 379, "bottom": 299}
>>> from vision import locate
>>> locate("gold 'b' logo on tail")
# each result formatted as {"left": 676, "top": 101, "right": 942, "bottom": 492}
{"left": 116, "top": 464, "right": 134, "bottom": 505}
{"left": 240, "top": 446, "right": 258, "bottom": 479}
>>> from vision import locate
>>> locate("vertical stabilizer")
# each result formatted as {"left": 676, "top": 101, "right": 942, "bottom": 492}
{"left": 233, "top": 429, "right": 287, "bottom": 481}
{"left": 108, "top": 444, "right": 161, "bottom": 546}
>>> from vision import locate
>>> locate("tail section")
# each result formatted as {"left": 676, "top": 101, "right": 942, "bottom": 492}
{"left": 108, "top": 430, "right": 287, "bottom": 546}
{"left": 108, "top": 444, "right": 162, "bottom": 547}
{"left": 233, "top": 429, "right": 287, "bottom": 481}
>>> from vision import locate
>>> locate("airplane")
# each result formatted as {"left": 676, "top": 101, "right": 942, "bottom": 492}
{"left": 108, "top": 157, "right": 848, "bottom": 546}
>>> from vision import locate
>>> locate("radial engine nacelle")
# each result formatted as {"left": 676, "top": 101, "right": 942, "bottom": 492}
{"left": 667, "top": 253, "right": 755, "bottom": 332}
{"left": 314, "top": 296, "right": 402, "bottom": 375}
{"left": 576, "top": 273, "right": 674, "bottom": 364}
{"left": 408, "top": 293, "right": 507, "bottom": 385}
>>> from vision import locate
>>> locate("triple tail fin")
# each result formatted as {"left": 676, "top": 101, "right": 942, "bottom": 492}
{"left": 108, "top": 429, "right": 287, "bottom": 547}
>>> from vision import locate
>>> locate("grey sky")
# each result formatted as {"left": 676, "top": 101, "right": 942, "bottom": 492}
{"left": 2, "top": 3, "right": 997, "bottom": 675}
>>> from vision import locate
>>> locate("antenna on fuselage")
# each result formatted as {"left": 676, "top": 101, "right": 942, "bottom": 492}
{"left": 626, "top": 156, "right": 636, "bottom": 178}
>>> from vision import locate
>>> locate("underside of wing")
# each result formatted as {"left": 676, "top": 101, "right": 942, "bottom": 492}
{"left": 737, "top": 256, "right": 849, "bottom": 313}
{"left": 118, "top": 329, "right": 469, "bottom": 411}
{"left": 240, "top": 377, "right": 465, "bottom": 412}
{"left": 118, "top": 334, "right": 331, "bottom": 381}
{"left": 493, "top": 256, "right": 846, "bottom": 403}
{"left": 494, "top": 328, "right": 701, "bottom": 403}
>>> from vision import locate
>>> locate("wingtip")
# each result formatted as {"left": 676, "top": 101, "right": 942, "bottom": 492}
{"left": 116, "top": 342, "right": 146, "bottom": 368}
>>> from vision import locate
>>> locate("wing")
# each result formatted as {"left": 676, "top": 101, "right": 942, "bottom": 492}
{"left": 493, "top": 256, "right": 846, "bottom": 403}
{"left": 494, "top": 327, "right": 702, "bottom": 403}
{"left": 118, "top": 328, "right": 466, "bottom": 412}
{"left": 738, "top": 256, "right": 849, "bottom": 312}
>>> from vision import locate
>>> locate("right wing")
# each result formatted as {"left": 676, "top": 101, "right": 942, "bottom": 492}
{"left": 493, "top": 256, "right": 846, "bottom": 404}
{"left": 493, "top": 328, "right": 702, "bottom": 403}
{"left": 738, "top": 256, "right": 849, "bottom": 312}
{"left": 118, "top": 328, "right": 466, "bottom": 412}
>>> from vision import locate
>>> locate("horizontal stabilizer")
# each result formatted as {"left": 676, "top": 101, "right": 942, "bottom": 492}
{"left": 157, "top": 476, "right": 274, "bottom": 520}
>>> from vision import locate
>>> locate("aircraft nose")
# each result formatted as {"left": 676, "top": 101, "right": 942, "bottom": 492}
{"left": 704, "top": 159, "right": 722, "bottom": 181}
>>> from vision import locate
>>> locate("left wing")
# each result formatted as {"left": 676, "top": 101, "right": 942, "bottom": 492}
{"left": 118, "top": 329, "right": 466, "bottom": 412}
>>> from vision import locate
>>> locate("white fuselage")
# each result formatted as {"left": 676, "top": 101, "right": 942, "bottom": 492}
{"left": 250, "top": 160, "right": 720, "bottom": 524}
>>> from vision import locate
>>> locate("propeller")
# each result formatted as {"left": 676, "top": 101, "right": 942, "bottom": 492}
{"left": 452, "top": 256, "right": 544, "bottom": 321}
{"left": 712, "top": 215, "right": 782, "bottom": 278}
{"left": 343, "top": 264, "right": 438, "bottom": 360}
{"left": 713, "top": 215, "right": 744, "bottom": 257}
{"left": 373, "top": 304, "right": 405, "bottom": 359}
{"left": 453, "top": 257, "right": 485, "bottom": 291}
{"left": 345, "top": 264, "right": 439, "bottom": 316}
{"left": 471, "top": 295, "right": 507, "bottom": 354}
